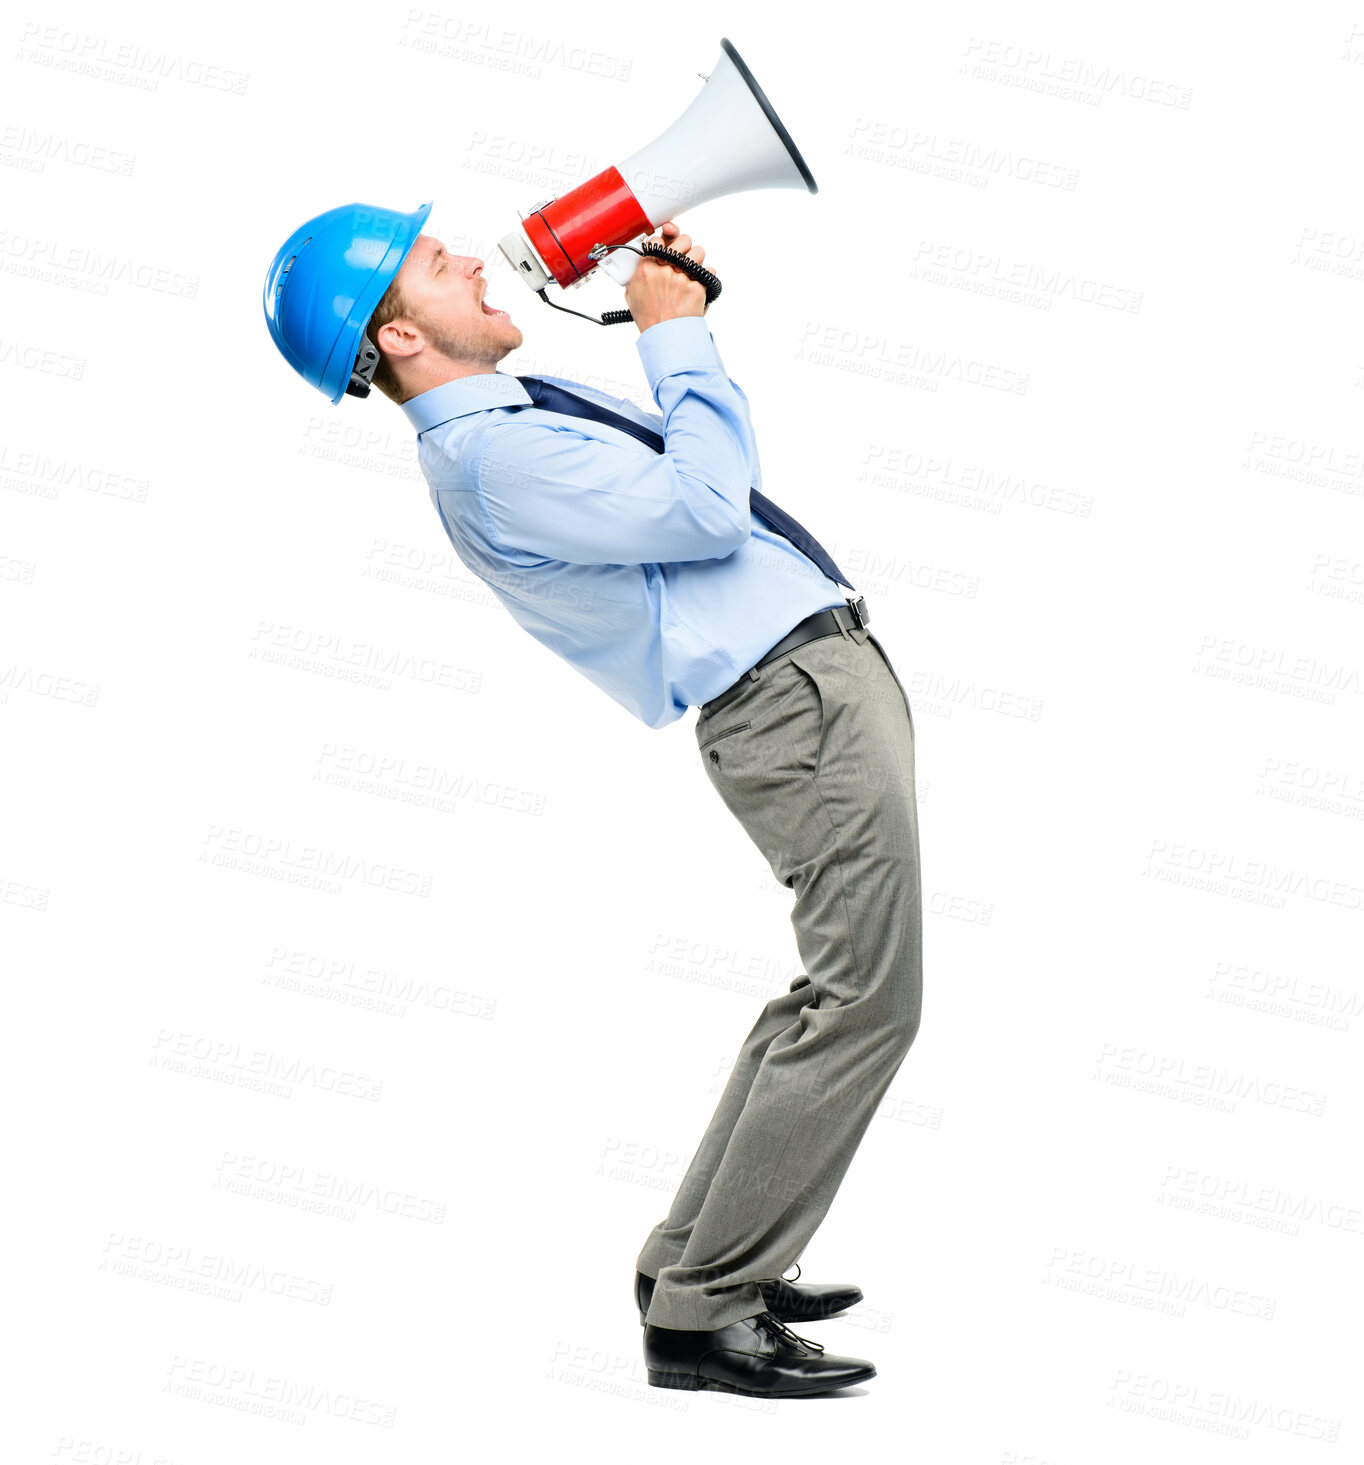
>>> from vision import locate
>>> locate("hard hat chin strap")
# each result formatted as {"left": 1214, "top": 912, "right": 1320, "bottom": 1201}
{"left": 346, "top": 335, "right": 380, "bottom": 398}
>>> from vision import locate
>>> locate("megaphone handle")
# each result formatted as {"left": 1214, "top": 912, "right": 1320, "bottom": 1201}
{"left": 594, "top": 234, "right": 645, "bottom": 286}
{"left": 535, "top": 240, "right": 723, "bottom": 327}
{"left": 594, "top": 240, "right": 722, "bottom": 303}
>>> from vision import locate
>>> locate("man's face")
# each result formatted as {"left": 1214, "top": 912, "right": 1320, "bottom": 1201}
{"left": 390, "top": 233, "right": 523, "bottom": 368}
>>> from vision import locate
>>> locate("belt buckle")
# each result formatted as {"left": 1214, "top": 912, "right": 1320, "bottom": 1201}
{"left": 844, "top": 595, "right": 867, "bottom": 631}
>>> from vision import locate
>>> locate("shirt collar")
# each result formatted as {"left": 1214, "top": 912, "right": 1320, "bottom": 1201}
{"left": 401, "top": 370, "right": 532, "bottom": 436}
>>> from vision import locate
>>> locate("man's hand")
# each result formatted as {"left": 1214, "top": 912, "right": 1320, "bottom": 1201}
{"left": 624, "top": 219, "right": 709, "bottom": 334}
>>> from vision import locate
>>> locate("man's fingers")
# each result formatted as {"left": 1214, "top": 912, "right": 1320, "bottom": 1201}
{"left": 650, "top": 222, "right": 704, "bottom": 265}
{"left": 666, "top": 236, "right": 705, "bottom": 268}
{"left": 642, "top": 221, "right": 706, "bottom": 283}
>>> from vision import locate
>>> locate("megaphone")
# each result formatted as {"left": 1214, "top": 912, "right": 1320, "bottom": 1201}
{"left": 497, "top": 37, "right": 816, "bottom": 325}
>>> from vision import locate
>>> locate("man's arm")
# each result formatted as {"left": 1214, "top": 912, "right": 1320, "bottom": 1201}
{"left": 472, "top": 232, "right": 758, "bottom": 566}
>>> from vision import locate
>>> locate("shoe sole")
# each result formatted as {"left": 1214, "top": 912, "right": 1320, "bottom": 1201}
{"left": 638, "top": 1295, "right": 863, "bottom": 1328}
{"left": 647, "top": 1365, "right": 876, "bottom": 1397}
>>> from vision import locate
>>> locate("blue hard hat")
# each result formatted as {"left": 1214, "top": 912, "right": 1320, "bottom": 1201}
{"left": 262, "top": 199, "right": 433, "bottom": 404}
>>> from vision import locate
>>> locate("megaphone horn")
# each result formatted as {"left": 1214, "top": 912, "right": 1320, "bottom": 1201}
{"left": 497, "top": 38, "right": 816, "bottom": 319}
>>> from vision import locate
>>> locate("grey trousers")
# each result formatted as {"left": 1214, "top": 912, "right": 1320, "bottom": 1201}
{"left": 637, "top": 620, "right": 923, "bottom": 1331}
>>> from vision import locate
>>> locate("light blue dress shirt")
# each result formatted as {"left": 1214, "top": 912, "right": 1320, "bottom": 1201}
{"left": 401, "top": 316, "right": 848, "bottom": 729}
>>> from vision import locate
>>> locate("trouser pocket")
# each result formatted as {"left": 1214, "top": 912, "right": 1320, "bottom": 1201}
{"left": 864, "top": 630, "right": 914, "bottom": 731}
{"left": 698, "top": 720, "right": 751, "bottom": 750}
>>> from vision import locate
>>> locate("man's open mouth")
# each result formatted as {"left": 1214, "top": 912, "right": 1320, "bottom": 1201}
{"left": 481, "top": 299, "right": 507, "bottom": 318}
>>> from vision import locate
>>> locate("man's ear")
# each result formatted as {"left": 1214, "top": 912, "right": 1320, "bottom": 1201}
{"left": 375, "top": 317, "right": 423, "bottom": 360}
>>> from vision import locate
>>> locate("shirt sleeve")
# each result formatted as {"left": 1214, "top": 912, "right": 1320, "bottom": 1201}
{"left": 473, "top": 317, "right": 756, "bottom": 566}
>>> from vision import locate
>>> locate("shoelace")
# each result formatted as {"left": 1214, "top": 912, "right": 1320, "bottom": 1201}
{"left": 755, "top": 1261, "right": 802, "bottom": 1288}
{"left": 752, "top": 1310, "right": 825, "bottom": 1354}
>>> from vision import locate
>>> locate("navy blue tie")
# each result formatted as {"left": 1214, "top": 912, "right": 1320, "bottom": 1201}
{"left": 513, "top": 375, "right": 855, "bottom": 591}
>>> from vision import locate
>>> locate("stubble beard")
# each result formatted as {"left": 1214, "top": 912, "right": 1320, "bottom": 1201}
{"left": 426, "top": 314, "right": 521, "bottom": 371}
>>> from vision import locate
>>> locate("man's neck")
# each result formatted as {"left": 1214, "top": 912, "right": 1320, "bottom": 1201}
{"left": 401, "top": 359, "right": 501, "bottom": 400}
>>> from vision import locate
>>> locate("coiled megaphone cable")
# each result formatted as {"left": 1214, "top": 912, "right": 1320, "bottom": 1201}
{"left": 534, "top": 239, "right": 722, "bottom": 326}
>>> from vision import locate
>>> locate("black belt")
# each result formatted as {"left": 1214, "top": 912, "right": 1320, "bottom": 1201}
{"left": 700, "top": 596, "right": 869, "bottom": 718}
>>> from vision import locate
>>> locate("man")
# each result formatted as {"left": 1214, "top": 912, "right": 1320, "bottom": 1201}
{"left": 263, "top": 202, "right": 923, "bottom": 1399}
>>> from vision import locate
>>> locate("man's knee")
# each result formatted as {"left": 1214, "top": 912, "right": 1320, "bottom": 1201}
{"left": 868, "top": 970, "right": 921, "bottom": 1057}
{"left": 894, "top": 998, "right": 921, "bottom": 1055}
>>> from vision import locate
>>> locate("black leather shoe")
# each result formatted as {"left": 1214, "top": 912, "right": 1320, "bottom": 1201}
{"left": 635, "top": 1265, "right": 863, "bottom": 1327}
{"left": 644, "top": 1311, "right": 875, "bottom": 1397}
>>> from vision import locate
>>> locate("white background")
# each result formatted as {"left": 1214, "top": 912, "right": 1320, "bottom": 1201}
{"left": 4, "top": 1, "right": 1362, "bottom": 1459}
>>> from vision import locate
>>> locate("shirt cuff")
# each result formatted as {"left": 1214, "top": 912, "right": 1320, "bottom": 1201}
{"left": 636, "top": 316, "right": 723, "bottom": 392}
